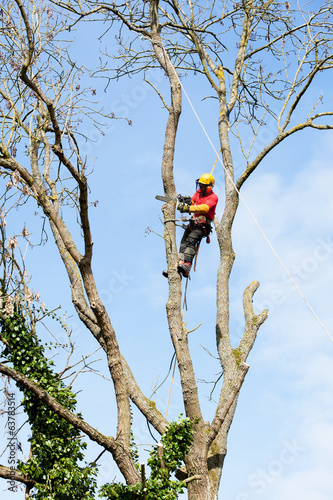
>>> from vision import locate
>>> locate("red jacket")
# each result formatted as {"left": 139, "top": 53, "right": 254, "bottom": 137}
{"left": 191, "top": 190, "right": 218, "bottom": 221}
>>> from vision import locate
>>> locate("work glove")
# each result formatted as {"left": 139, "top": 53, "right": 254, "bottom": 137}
{"left": 178, "top": 194, "right": 192, "bottom": 205}
{"left": 178, "top": 202, "right": 190, "bottom": 213}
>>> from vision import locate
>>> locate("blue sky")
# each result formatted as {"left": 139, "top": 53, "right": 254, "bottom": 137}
{"left": 1, "top": 5, "right": 333, "bottom": 500}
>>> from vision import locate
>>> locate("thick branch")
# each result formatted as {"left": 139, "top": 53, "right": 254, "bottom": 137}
{"left": 0, "top": 464, "right": 35, "bottom": 487}
{"left": 79, "top": 177, "right": 94, "bottom": 263}
{"left": 235, "top": 117, "right": 333, "bottom": 190}
{"left": 0, "top": 362, "right": 140, "bottom": 484}
{"left": 207, "top": 362, "right": 249, "bottom": 447}
{"left": 239, "top": 281, "right": 269, "bottom": 353}
{"left": 122, "top": 355, "right": 169, "bottom": 435}
{"left": 228, "top": 4, "right": 252, "bottom": 113}
{"left": 150, "top": 0, "right": 203, "bottom": 422}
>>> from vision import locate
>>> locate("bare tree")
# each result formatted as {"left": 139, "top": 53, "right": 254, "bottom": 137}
{"left": 1, "top": 0, "right": 333, "bottom": 499}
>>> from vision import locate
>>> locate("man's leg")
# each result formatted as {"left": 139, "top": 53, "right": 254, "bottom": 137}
{"left": 178, "top": 226, "right": 205, "bottom": 277}
{"left": 163, "top": 224, "right": 204, "bottom": 278}
{"left": 178, "top": 225, "right": 192, "bottom": 262}
{"left": 163, "top": 225, "right": 191, "bottom": 278}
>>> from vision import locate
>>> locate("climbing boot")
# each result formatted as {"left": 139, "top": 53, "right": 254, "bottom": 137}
{"left": 178, "top": 260, "right": 191, "bottom": 278}
{"left": 163, "top": 267, "right": 187, "bottom": 279}
{"left": 162, "top": 269, "right": 183, "bottom": 279}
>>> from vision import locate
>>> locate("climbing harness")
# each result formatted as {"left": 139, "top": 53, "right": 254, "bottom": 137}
{"left": 164, "top": 217, "right": 189, "bottom": 228}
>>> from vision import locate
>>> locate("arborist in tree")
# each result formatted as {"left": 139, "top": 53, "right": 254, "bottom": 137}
{"left": 163, "top": 173, "right": 218, "bottom": 278}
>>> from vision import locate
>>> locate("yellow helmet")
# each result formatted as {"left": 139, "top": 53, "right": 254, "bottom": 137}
{"left": 196, "top": 173, "right": 215, "bottom": 193}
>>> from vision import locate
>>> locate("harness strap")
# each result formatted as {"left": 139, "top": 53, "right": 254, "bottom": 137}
{"left": 189, "top": 217, "right": 212, "bottom": 239}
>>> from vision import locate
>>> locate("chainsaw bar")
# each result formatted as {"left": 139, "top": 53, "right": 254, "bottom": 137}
{"left": 155, "top": 195, "right": 177, "bottom": 203}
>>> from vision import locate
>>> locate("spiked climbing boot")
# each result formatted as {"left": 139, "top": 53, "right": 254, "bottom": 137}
{"left": 162, "top": 269, "right": 183, "bottom": 279}
{"left": 177, "top": 260, "right": 191, "bottom": 278}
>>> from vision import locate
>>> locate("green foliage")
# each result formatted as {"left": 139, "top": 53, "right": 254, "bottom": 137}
{"left": 99, "top": 482, "right": 142, "bottom": 500}
{"left": 0, "top": 309, "right": 97, "bottom": 499}
{"left": 99, "top": 415, "right": 193, "bottom": 500}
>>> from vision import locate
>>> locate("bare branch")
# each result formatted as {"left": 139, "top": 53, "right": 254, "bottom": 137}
{"left": 207, "top": 362, "right": 249, "bottom": 447}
